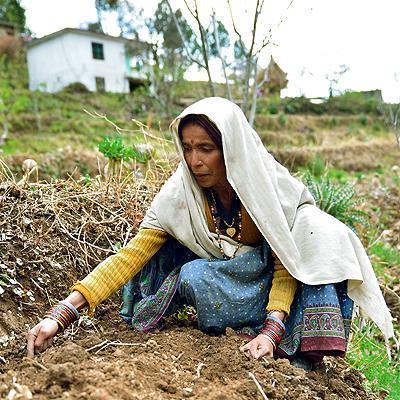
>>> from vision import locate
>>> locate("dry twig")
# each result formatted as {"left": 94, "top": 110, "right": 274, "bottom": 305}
{"left": 249, "top": 371, "right": 269, "bottom": 400}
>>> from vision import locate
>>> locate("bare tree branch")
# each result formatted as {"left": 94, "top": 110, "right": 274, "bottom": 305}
{"left": 253, "top": 0, "right": 295, "bottom": 58}
{"left": 183, "top": 0, "right": 215, "bottom": 96}
{"left": 212, "top": 10, "right": 232, "bottom": 100}
{"left": 227, "top": 0, "right": 245, "bottom": 54}
{"left": 165, "top": 0, "right": 205, "bottom": 70}
{"left": 249, "top": 60, "right": 270, "bottom": 126}
{"left": 242, "top": 0, "right": 265, "bottom": 114}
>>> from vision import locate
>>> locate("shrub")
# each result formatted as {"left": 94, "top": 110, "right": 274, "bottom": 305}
{"left": 62, "top": 82, "right": 90, "bottom": 93}
{"left": 301, "top": 170, "right": 369, "bottom": 232}
{"left": 358, "top": 113, "right": 368, "bottom": 126}
{"left": 278, "top": 112, "right": 288, "bottom": 127}
{"left": 327, "top": 91, "right": 380, "bottom": 115}
{"left": 282, "top": 96, "right": 327, "bottom": 115}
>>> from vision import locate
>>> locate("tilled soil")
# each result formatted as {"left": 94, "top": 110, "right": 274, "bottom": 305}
{"left": 0, "top": 307, "right": 376, "bottom": 400}
{"left": 1, "top": 179, "right": 395, "bottom": 399}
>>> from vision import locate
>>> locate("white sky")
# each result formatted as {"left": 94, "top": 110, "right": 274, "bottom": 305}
{"left": 21, "top": 0, "right": 400, "bottom": 101}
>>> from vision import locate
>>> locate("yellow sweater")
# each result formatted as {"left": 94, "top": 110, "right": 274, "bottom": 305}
{"left": 72, "top": 202, "right": 297, "bottom": 316}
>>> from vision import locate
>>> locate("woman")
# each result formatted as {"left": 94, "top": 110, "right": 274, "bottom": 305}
{"left": 27, "top": 97, "right": 393, "bottom": 369}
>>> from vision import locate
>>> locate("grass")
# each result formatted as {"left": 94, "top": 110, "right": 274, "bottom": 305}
{"left": 347, "top": 321, "right": 400, "bottom": 399}
{"left": 348, "top": 238, "right": 400, "bottom": 398}
{"left": 369, "top": 242, "right": 400, "bottom": 284}
{"left": 370, "top": 243, "right": 400, "bottom": 268}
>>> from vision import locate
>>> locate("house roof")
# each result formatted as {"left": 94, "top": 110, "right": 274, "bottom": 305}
{"left": 26, "top": 27, "right": 145, "bottom": 48}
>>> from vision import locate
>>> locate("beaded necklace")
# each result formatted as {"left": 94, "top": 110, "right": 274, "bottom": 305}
{"left": 209, "top": 190, "right": 243, "bottom": 259}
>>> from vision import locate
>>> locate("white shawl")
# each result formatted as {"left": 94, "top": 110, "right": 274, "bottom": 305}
{"left": 141, "top": 97, "right": 393, "bottom": 340}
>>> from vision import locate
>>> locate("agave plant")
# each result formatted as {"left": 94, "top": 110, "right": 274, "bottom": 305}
{"left": 301, "top": 170, "right": 369, "bottom": 232}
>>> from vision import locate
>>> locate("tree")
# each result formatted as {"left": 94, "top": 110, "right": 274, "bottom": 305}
{"left": 0, "top": 0, "right": 29, "bottom": 33}
{"left": 94, "top": 0, "right": 120, "bottom": 33}
{"left": 94, "top": 0, "right": 143, "bottom": 38}
{"left": 325, "top": 64, "right": 350, "bottom": 98}
{"left": 166, "top": 0, "right": 230, "bottom": 98}
{"left": 146, "top": 0, "right": 199, "bottom": 115}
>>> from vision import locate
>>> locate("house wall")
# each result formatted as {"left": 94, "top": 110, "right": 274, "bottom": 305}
{"left": 27, "top": 32, "right": 140, "bottom": 93}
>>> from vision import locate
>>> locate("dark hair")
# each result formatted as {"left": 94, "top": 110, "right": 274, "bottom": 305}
{"left": 178, "top": 114, "right": 223, "bottom": 150}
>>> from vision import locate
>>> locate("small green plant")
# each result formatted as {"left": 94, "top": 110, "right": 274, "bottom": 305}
{"left": 112, "top": 241, "right": 122, "bottom": 252}
{"left": 267, "top": 103, "right": 279, "bottom": 115}
{"left": 306, "top": 156, "right": 326, "bottom": 178}
{"left": 98, "top": 134, "right": 149, "bottom": 177}
{"left": 370, "top": 243, "right": 400, "bottom": 267}
{"left": 176, "top": 305, "right": 197, "bottom": 322}
{"left": 328, "top": 117, "right": 337, "bottom": 127}
{"left": 358, "top": 113, "right": 368, "bottom": 126}
{"left": 302, "top": 170, "right": 369, "bottom": 232}
{"left": 277, "top": 112, "right": 288, "bottom": 127}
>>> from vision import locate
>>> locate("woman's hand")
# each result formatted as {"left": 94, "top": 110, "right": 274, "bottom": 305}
{"left": 240, "top": 334, "right": 274, "bottom": 359}
{"left": 26, "top": 318, "right": 59, "bottom": 357}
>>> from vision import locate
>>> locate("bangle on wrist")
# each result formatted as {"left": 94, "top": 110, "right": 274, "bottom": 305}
{"left": 44, "top": 300, "right": 79, "bottom": 332}
{"left": 259, "top": 313, "right": 286, "bottom": 349}
{"left": 259, "top": 333, "right": 277, "bottom": 350}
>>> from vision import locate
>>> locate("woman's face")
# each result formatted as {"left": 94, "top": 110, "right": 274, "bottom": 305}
{"left": 181, "top": 123, "right": 228, "bottom": 189}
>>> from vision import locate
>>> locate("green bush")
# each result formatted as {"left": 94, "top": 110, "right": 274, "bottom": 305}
{"left": 358, "top": 113, "right": 368, "bottom": 126}
{"left": 277, "top": 112, "right": 288, "bottom": 127}
{"left": 98, "top": 135, "right": 148, "bottom": 164}
{"left": 301, "top": 170, "right": 369, "bottom": 232}
{"left": 327, "top": 91, "right": 380, "bottom": 115}
{"left": 62, "top": 82, "right": 90, "bottom": 93}
{"left": 282, "top": 96, "right": 327, "bottom": 115}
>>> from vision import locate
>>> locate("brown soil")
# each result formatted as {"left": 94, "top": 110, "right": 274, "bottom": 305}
{"left": 0, "top": 316, "right": 376, "bottom": 400}
{"left": 0, "top": 180, "right": 385, "bottom": 400}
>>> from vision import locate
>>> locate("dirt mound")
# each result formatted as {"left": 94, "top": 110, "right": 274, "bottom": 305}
{"left": 1, "top": 320, "right": 375, "bottom": 400}
{"left": 0, "top": 180, "right": 381, "bottom": 399}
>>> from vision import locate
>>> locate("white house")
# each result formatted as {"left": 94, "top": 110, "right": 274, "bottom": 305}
{"left": 26, "top": 28, "right": 148, "bottom": 93}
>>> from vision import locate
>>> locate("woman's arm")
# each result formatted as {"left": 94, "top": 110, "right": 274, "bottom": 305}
{"left": 266, "top": 251, "right": 297, "bottom": 316}
{"left": 72, "top": 228, "right": 168, "bottom": 314}
{"left": 241, "top": 251, "right": 297, "bottom": 359}
{"left": 27, "top": 228, "right": 168, "bottom": 356}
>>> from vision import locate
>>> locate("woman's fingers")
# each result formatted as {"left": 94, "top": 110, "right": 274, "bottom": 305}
{"left": 26, "top": 318, "right": 59, "bottom": 357}
{"left": 240, "top": 335, "right": 274, "bottom": 360}
{"left": 239, "top": 342, "right": 250, "bottom": 352}
{"left": 26, "top": 327, "right": 39, "bottom": 358}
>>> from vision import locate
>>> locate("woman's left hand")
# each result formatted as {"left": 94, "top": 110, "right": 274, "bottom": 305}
{"left": 240, "top": 335, "right": 274, "bottom": 359}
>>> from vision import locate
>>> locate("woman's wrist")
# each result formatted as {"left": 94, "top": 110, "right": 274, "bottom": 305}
{"left": 258, "top": 311, "right": 286, "bottom": 349}
{"left": 267, "top": 309, "right": 287, "bottom": 322}
{"left": 42, "top": 291, "right": 88, "bottom": 332}
{"left": 65, "top": 290, "right": 88, "bottom": 311}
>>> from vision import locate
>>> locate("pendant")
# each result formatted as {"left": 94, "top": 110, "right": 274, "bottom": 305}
{"left": 226, "top": 227, "right": 236, "bottom": 237}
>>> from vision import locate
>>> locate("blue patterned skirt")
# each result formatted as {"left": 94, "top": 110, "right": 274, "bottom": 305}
{"left": 120, "top": 238, "right": 353, "bottom": 359}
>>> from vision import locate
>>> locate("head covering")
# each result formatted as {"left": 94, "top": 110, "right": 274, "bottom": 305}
{"left": 178, "top": 114, "right": 223, "bottom": 150}
{"left": 141, "top": 97, "right": 393, "bottom": 340}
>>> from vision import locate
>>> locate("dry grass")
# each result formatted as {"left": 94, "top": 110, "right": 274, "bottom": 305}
{"left": 271, "top": 138, "right": 399, "bottom": 172}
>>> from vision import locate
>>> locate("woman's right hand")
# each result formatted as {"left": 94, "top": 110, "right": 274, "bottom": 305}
{"left": 26, "top": 318, "right": 59, "bottom": 357}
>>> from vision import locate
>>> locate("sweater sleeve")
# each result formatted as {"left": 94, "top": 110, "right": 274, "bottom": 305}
{"left": 266, "top": 250, "right": 297, "bottom": 316}
{"left": 71, "top": 228, "right": 169, "bottom": 315}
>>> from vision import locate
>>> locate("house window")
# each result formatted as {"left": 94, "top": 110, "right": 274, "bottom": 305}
{"left": 95, "top": 77, "right": 105, "bottom": 92}
{"left": 92, "top": 42, "right": 104, "bottom": 60}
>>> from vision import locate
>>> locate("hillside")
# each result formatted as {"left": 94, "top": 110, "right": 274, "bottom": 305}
{"left": 1, "top": 88, "right": 398, "bottom": 180}
{"left": 1, "top": 82, "right": 400, "bottom": 399}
